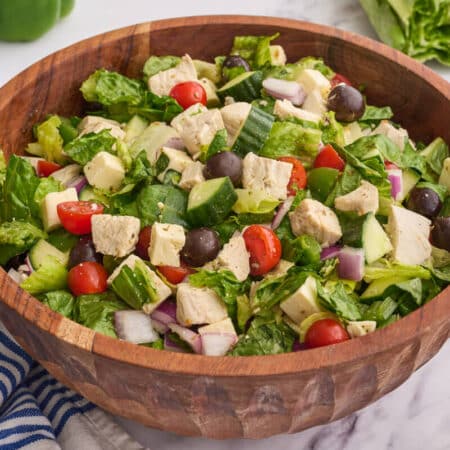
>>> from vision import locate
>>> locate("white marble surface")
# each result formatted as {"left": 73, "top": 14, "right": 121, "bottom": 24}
{"left": 1, "top": 1, "right": 449, "bottom": 449}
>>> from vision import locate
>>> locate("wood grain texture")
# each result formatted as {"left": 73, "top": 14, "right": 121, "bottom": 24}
{"left": 0, "top": 16, "right": 449, "bottom": 439}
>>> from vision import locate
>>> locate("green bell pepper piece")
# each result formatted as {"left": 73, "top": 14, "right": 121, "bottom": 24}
{"left": 0, "top": 0, "right": 75, "bottom": 42}
{"left": 307, "top": 167, "right": 340, "bottom": 202}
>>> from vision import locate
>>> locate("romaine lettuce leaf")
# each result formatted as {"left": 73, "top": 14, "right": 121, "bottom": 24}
{"left": 266, "top": 56, "right": 335, "bottom": 80}
{"left": 359, "top": 105, "right": 394, "bottom": 125}
{"left": 231, "top": 33, "right": 279, "bottom": 69}
{"left": 282, "top": 235, "right": 322, "bottom": 266}
{"left": 419, "top": 137, "right": 449, "bottom": 181}
{"left": 316, "top": 281, "right": 362, "bottom": 321}
{"left": 199, "top": 129, "right": 228, "bottom": 163}
{"left": 142, "top": 56, "right": 181, "bottom": 81}
{"left": 321, "top": 112, "right": 345, "bottom": 147}
{"left": 363, "top": 260, "right": 431, "bottom": 281}
{"left": 361, "top": 296, "right": 398, "bottom": 323}
{"left": 0, "top": 149, "right": 6, "bottom": 186}
{"left": 34, "top": 115, "right": 66, "bottom": 164}
{"left": 32, "top": 177, "right": 62, "bottom": 219}
{"left": 38, "top": 290, "right": 74, "bottom": 318}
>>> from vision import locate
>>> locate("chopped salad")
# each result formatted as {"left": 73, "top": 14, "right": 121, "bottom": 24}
{"left": 1, "top": 33, "right": 450, "bottom": 356}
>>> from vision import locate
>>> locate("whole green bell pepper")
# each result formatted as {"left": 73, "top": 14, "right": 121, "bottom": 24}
{"left": 0, "top": 0, "right": 75, "bottom": 42}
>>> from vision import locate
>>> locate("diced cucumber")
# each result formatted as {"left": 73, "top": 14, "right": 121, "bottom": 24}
{"left": 124, "top": 115, "right": 148, "bottom": 145}
{"left": 187, "top": 177, "right": 237, "bottom": 227}
{"left": 398, "top": 169, "right": 420, "bottom": 202}
{"left": 29, "top": 239, "right": 69, "bottom": 270}
{"left": 231, "top": 106, "right": 274, "bottom": 157}
{"left": 79, "top": 186, "right": 96, "bottom": 201}
{"left": 199, "top": 78, "right": 221, "bottom": 107}
{"left": 362, "top": 213, "right": 392, "bottom": 264}
{"left": 193, "top": 59, "right": 221, "bottom": 83}
{"left": 217, "top": 71, "right": 264, "bottom": 102}
{"left": 361, "top": 276, "right": 409, "bottom": 301}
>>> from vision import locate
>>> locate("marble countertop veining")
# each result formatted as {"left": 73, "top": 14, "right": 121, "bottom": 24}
{"left": 1, "top": 1, "right": 449, "bottom": 449}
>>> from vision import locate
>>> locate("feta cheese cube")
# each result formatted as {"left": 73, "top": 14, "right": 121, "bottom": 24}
{"left": 156, "top": 146, "right": 193, "bottom": 182}
{"left": 242, "top": 152, "right": 293, "bottom": 200}
{"left": 149, "top": 223, "right": 185, "bottom": 267}
{"left": 372, "top": 120, "right": 409, "bottom": 151}
{"left": 280, "top": 276, "right": 322, "bottom": 323}
{"left": 171, "top": 104, "right": 224, "bottom": 158}
{"left": 84, "top": 151, "right": 125, "bottom": 191}
{"left": 334, "top": 181, "right": 379, "bottom": 216}
{"left": 220, "top": 102, "right": 252, "bottom": 145}
{"left": 148, "top": 54, "right": 197, "bottom": 97}
{"left": 179, "top": 161, "right": 205, "bottom": 191}
{"left": 289, "top": 199, "right": 342, "bottom": 247}
{"left": 91, "top": 214, "right": 140, "bottom": 257}
{"left": 346, "top": 320, "right": 377, "bottom": 338}
{"left": 41, "top": 188, "right": 78, "bottom": 231}
{"left": 343, "top": 122, "right": 364, "bottom": 145}
{"left": 176, "top": 284, "right": 228, "bottom": 326}
{"left": 273, "top": 99, "right": 321, "bottom": 124}
{"left": 302, "top": 89, "right": 327, "bottom": 117}
{"left": 296, "top": 69, "right": 331, "bottom": 96}
{"left": 78, "top": 116, "right": 125, "bottom": 140}
{"left": 386, "top": 205, "right": 431, "bottom": 265}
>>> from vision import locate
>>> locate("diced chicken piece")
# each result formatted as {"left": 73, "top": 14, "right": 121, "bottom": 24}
{"left": 302, "top": 89, "right": 327, "bottom": 117}
{"left": 91, "top": 214, "right": 140, "bottom": 258}
{"left": 273, "top": 99, "right": 321, "bottom": 124}
{"left": 84, "top": 151, "right": 125, "bottom": 191}
{"left": 269, "top": 45, "right": 287, "bottom": 66}
{"left": 148, "top": 54, "right": 197, "bottom": 97}
{"left": 220, "top": 102, "right": 252, "bottom": 145}
{"left": 386, "top": 205, "right": 431, "bottom": 265}
{"left": 198, "top": 318, "right": 238, "bottom": 356}
{"left": 296, "top": 69, "right": 331, "bottom": 96}
{"left": 41, "top": 188, "right": 78, "bottom": 231}
{"left": 372, "top": 120, "right": 409, "bottom": 151}
{"left": 346, "top": 320, "right": 377, "bottom": 338}
{"left": 176, "top": 284, "right": 228, "bottom": 326}
{"left": 242, "top": 152, "right": 293, "bottom": 200}
{"left": 280, "top": 276, "right": 322, "bottom": 323}
{"left": 198, "top": 317, "right": 237, "bottom": 336}
{"left": 148, "top": 223, "right": 185, "bottom": 267}
{"left": 171, "top": 104, "right": 224, "bottom": 158}
{"left": 343, "top": 122, "right": 364, "bottom": 145}
{"left": 179, "top": 161, "right": 205, "bottom": 191}
{"left": 334, "top": 181, "right": 379, "bottom": 216}
{"left": 438, "top": 157, "right": 450, "bottom": 190}
{"left": 289, "top": 199, "right": 342, "bottom": 247}
{"left": 78, "top": 116, "right": 125, "bottom": 140}
{"left": 107, "top": 254, "right": 171, "bottom": 314}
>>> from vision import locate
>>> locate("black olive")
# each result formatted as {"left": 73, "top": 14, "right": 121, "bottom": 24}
{"left": 181, "top": 228, "right": 220, "bottom": 267}
{"left": 327, "top": 84, "right": 365, "bottom": 122}
{"left": 68, "top": 236, "right": 102, "bottom": 269}
{"left": 223, "top": 55, "right": 250, "bottom": 71}
{"left": 407, "top": 187, "right": 442, "bottom": 219}
{"left": 204, "top": 152, "right": 243, "bottom": 187}
{"left": 431, "top": 217, "right": 450, "bottom": 251}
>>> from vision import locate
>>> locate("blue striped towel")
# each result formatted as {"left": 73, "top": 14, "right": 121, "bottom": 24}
{"left": 0, "top": 322, "right": 144, "bottom": 449}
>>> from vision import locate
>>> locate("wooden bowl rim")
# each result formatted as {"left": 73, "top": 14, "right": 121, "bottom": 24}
{"left": 0, "top": 15, "right": 449, "bottom": 377}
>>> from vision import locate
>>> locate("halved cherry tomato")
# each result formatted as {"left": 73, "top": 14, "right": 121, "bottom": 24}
{"left": 158, "top": 264, "right": 195, "bottom": 284}
{"left": 384, "top": 161, "right": 399, "bottom": 170}
{"left": 68, "top": 261, "right": 108, "bottom": 296}
{"left": 169, "top": 81, "right": 207, "bottom": 110}
{"left": 278, "top": 156, "right": 307, "bottom": 195}
{"left": 304, "top": 318, "right": 350, "bottom": 348}
{"left": 57, "top": 201, "right": 104, "bottom": 235}
{"left": 243, "top": 225, "right": 282, "bottom": 276}
{"left": 313, "top": 144, "right": 345, "bottom": 171}
{"left": 37, "top": 160, "right": 62, "bottom": 177}
{"left": 135, "top": 226, "right": 152, "bottom": 260}
{"left": 331, "top": 73, "right": 352, "bottom": 88}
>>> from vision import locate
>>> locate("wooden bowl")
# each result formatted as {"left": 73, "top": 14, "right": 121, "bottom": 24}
{"left": 0, "top": 16, "right": 449, "bottom": 439}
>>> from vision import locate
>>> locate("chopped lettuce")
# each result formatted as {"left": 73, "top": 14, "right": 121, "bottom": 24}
{"left": 38, "top": 290, "right": 75, "bottom": 318}
{"left": 359, "top": 105, "right": 394, "bottom": 125}
{"left": 123, "top": 150, "right": 155, "bottom": 185}
{"left": 419, "top": 137, "right": 449, "bottom": 181}
{"left": 321, "top": 112, "right": 345, "bottom": 147}
{"left": 363, "top": 260, "right": 431, "bottom": 282}
{"left": 266, "top": 56, "right": 335, "bottom": 80}
{"left": 47, "top": 229, "right": 79, "bottom": 253}
{"left": 231, "top": 33, "right": 279, "bottom": 69}
{"left": 30, "top": 115, "right": 66, "bottom": 164}
{"left": 199, "top": 129, "right": 228, "bottom": 163}
{"left": 236, "top": 294, "right": 252, "bottom": 332}
{"left": 32, "top": 176, "right": 62, "bottom": 219}
{"left": 211, "top": 215, "right": 242, "bottom": 246}
{"left": 362, "top": 296, "right": 398, "bottom": 324}
{"left": 282, "top": 235, "right": 322, "bottom": 266}
{"left": 142, "top": 55, "right": 181, "bottom": 81}
{"left": 0, "top": 149, "right": 6, "bottom": 186}
{"left": 317, "top": 282, "right": 362, "bottom": 321}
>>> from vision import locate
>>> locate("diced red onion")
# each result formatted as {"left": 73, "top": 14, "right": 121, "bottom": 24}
{"left": 114, "top": 310, "right": 159, "bottom": 344}
{"left": 262, "top": 78, "right": 306, "bottom": 106}
{"left": 7, "top": 268, "right": 23, "bottom": 284}
{"left": 320, "top": 245, "right": 343, "bottom": 260}
{"left": 164, "top": 333, "right": 187, "bottom": 353}
{"left": 24, "top": 256, "right": 34, "bottom": 273}
{"left": 151, "top": 318, "right": 169, "bottom": 334}
{"left": 337, "top": 246, "right": 365, "bottom": 281}
{"left": 387, "top": 169, "right": 403, "bottom": 201}
{"left": 200, "top": 332, "right": 238, "bottom": 356}
{"left": 168, "top": 323, "right": 202, "bottom": 354}
{"left": 164, "top": 137, "right": 185, "bottom": 150}
{"left": 271, "top": 196, "right": 294, "bottom": 230}
{"left": 150, "top": 300, "right": 177, "bottom": 325}
{"left": 67, "top": 175, "right": 88, "bottom": 193}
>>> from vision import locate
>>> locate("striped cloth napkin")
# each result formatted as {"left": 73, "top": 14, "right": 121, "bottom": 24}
{"left": 0, "top": 322, "right": 144, "bottom": 450}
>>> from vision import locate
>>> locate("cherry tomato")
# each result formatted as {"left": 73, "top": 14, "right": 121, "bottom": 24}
{"left": 304, "top": 318, "right": 350, "bottom": 348}
{"left": 243, "top": 225, "right": 282, "bottom": 276}
{"left": 331, "top": 73, "right": 352, "bottom": 88}
{"left": 158, "top": 264, "right": 195, "bottom": 284}
{"left": 278, "top": 156, "right": 307, "bottom": 195}
{"left": 384, "top": 161, "right": 399, "bottom": 170}
{"left": 37, "top": 160, "right": 62, "bottom": 177}
{"left": 169, "top": 81, "right": 207, "bottom": 110}
{"left": 313, "top": 144, "right": 345, "bottom": 171}
{"left": 57, "top": 201, "right": 104, "bottom": 235}
{"left": 135, "top": 226, "right": 152, "bottom": 260}
{"left": 68, "top": 261, "right": 108, "bottom": 296}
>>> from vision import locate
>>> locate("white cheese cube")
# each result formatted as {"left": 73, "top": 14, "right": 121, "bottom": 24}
{"left": 372, "top": 120, "right": 409, "bottom": 151}
{"left": 156, "top": 146, "right": 193, "bottom": 182}
{"left": 347, "top": 320, "right": 377, "bottom": 338}
{"left": 50, "top": 164, "right": 81, "bottom": 184}
{"left": 148, "top": 54, "right": 197, "bottom": 97}
{"left": 386, "top": 205, "right": 431, "bottom": 265}
{"left": 242, "top": 152, "right": 293, "bottom": 200}
{"left": 273, "top": 99, "right": 321, "bottom": 124}
{"left": 107, "top": 254, "right": 171, "bottom": 314}
{"left": 91, "top": 214, "right": 140, "bottom": 258}
{"left": 171, "top": 104, "right": 224, "bottom": 158}
{"left": 176, "top": 284, "right": 228, "bottom": 326}
{"left": 149, "top": 223, "right": 185, "bottom": 267}
{"left": 343, "top": 122, "right": 364, "bottom": 145}
{"left": 302, "top": 89, "right": 327, "bottom": 117}
{"left": 296, "top": 69, "right": 331, "bottom": 96}
{"left": 84, "top": 151, "right": 125, "bottom": 191}
{"left": 78, "top": 115, "right": 125, "bottom": 140}
{"left": 280, "top": 276, "right": 322, "bottom": 323}
{"left": 439, "top": 157, "right": 450, "bottom": 190}
{"left": 220, "top": 102, "right": 252, "bottom": 145}
{"left": 41, "top": 188, "right": 78, "bottom": 231}
{"left": 334, "top": 181, "right": 379, "bottom": 216}
{"left": 289, "top": 199, "right": 342, "bottom": 247}
{"left": 179, "top": 161, "right": 205, "bottom": 191}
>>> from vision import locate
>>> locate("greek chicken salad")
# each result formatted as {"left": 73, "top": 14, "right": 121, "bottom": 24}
{"left": 1, "top": 34, "right": 450, "bottom": 356}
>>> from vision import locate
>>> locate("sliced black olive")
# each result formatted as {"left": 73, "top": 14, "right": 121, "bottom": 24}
{"left": 68, "top": 236, "right": 102, "bottom": 269}
{"left": 181, "top": 228, "right": 220, "bottom": 267}
{"left": 407, "top": 187, "right": 442, "bottom": 219}
{"left": 204, "top": 152, "right": 243, "bottom": 187}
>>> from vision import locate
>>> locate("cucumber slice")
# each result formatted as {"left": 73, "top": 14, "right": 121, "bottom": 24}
{"left": 361, "top": 276, "right": 409, "bottom": 301}
{"left": 399, "top": 169, "right": 420, "bottom": 202}
{"left": 217, "top": 71, "right": 264, "bottom": 102}
{"left": 187, "top": 177, "right": 237, "bottom": 227}
{"left": 362, "top": 214, "right": 392, "bottom": 264}
{"left": 124, "top": 115, "right": 148, "bottom": 144}
{"left": 231, "top": 106, "right": 274, "bottom": 157}
{"left": 79, "top": 186, "right": 95, "bottom": 201}
{"left": 29, "top": 239, "right": 69, "bottom": 270}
